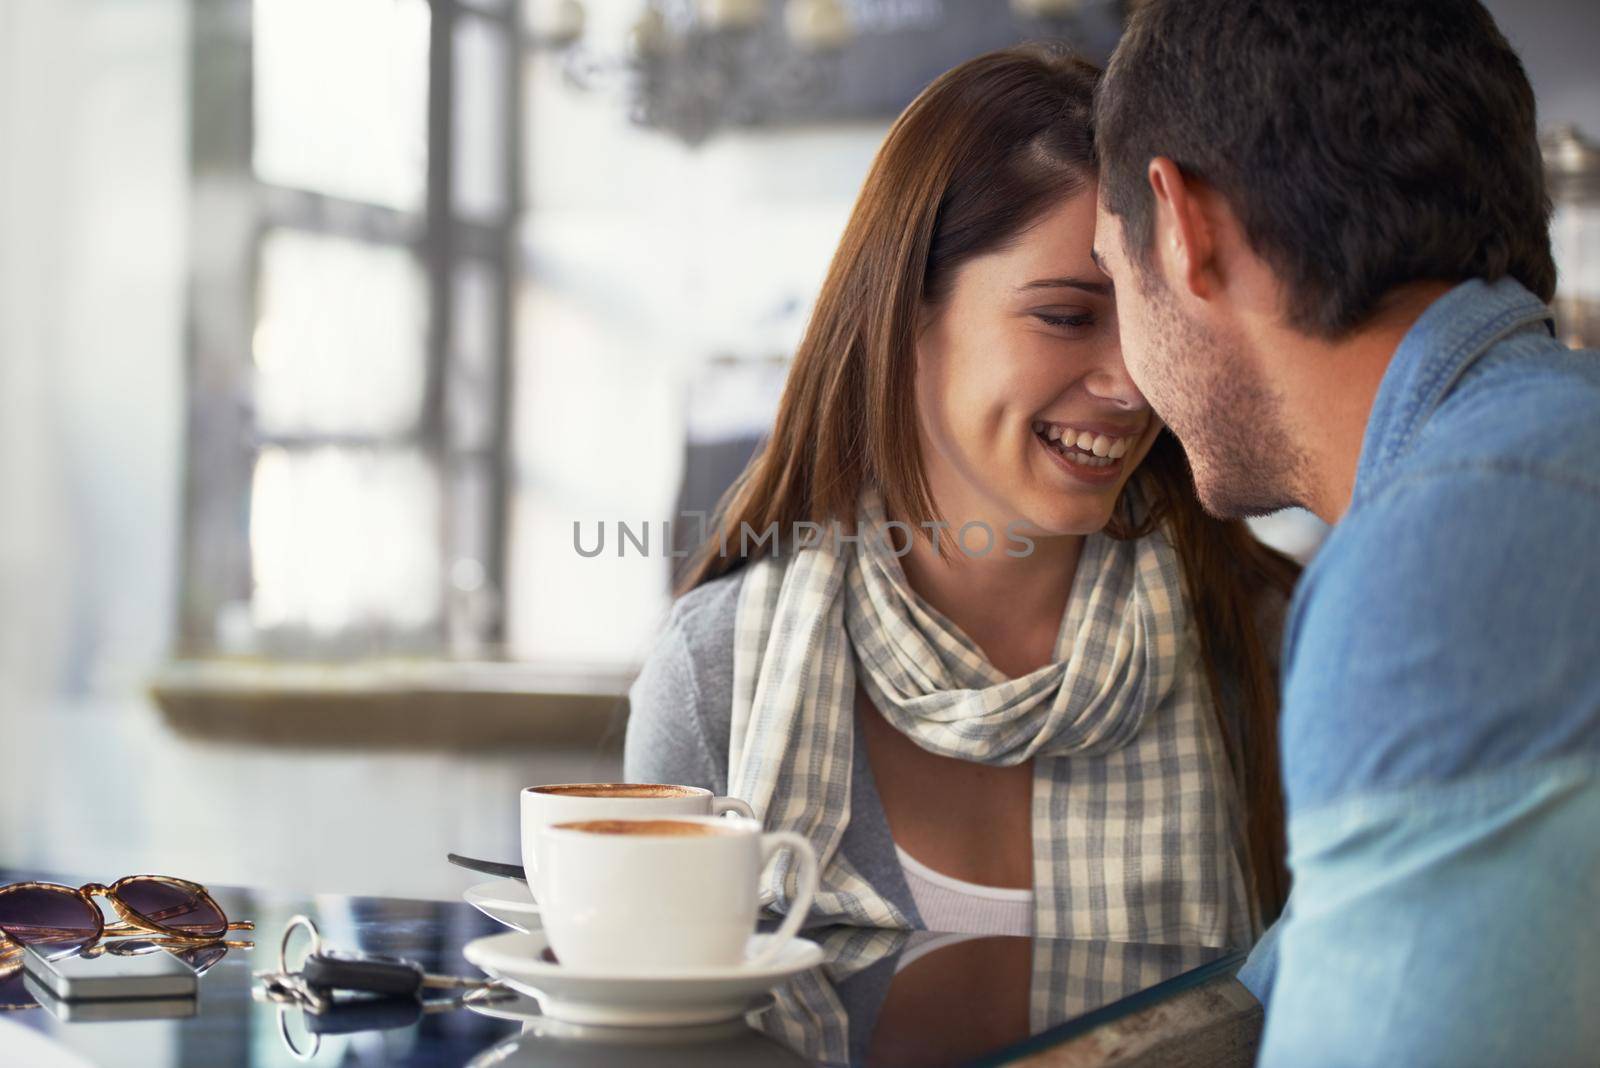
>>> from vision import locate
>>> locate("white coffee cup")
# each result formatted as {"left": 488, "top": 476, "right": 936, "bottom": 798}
{"left": 536, "top": 815, "right": 819, "bottom": 972}
{"left": 520, "top": 783, "right": 755, "bottom": 900}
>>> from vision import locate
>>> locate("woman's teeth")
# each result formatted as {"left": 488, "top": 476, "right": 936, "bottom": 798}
{"left": 1031, "top": 421, "right": 1135, "bottom": 468}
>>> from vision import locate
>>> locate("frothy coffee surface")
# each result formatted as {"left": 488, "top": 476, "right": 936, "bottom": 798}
{"left": 533, "top": 783, "right": 697, "bottom": 799}
{"left": 563, "top": 819, "right": 738, "bottom": 837}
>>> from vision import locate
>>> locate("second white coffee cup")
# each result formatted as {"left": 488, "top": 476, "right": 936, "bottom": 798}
{"left": 520, "top": 783, "right": 754, "bottom": 900}
{"left": 536, "top": 815, "right": 819, "bottom": 972}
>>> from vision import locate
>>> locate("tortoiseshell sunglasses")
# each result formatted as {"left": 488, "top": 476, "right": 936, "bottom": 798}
{"left": 0, "top": 875, "right": 253, "bottom": 959}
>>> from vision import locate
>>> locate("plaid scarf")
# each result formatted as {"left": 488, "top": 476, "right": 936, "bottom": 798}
{"left": 729, "top": 487, "right": 1253, "bottom": 947}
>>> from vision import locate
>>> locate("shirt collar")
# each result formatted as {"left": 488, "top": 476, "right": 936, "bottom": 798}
{"left": 1352, "top": 277, "right": 1554, "bottom": 505}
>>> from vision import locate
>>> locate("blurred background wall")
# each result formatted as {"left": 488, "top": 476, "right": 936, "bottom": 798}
{"left": 1488, "top": 0, "right": 1600, "bottom": 133}
{"left": 0, "top": 0, "right": 1594, "bottom": 901}
{"left": 0, "top": 0, "right": 195, "bottom": 877}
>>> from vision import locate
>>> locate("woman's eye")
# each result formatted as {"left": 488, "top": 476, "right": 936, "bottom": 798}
{"left": 1033, "top": 311, "right": 1095, "bottom": 330}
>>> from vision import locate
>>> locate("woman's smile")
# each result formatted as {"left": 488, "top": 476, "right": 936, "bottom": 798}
{"left": 1031, "top": 418, "right": 1146, "bottom": 486}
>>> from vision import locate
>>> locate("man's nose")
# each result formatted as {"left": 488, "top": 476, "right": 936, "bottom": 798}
{"left": 1083, "top": 342, "right": 1148, "bottom": 411}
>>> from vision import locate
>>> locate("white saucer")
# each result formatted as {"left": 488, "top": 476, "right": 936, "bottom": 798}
{"left": 463, "top": 879, "right": 541, "bottom": 933}
{"left": 462, "top": 930, "right": 823, "bottom": 1027}
{"left": 466, "top": 989, "right": 775, "bottom": 1032}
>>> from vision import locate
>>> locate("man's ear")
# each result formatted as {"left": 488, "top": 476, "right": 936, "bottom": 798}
{"left": 1147, "top": 157, "right": 1218, "bottom": 302}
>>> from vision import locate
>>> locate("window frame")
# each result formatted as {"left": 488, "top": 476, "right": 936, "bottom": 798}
{"left": 179, "top": 0, "right": 522, "bottom": 660}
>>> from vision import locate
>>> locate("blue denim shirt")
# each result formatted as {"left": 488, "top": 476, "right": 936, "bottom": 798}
{"left": 1240, "top": 278, "right": 1600, "bottom": 1066}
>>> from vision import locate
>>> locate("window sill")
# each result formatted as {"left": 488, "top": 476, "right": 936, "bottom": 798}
{"left": 150, "top": 659, "right": 637, "bottom": 751}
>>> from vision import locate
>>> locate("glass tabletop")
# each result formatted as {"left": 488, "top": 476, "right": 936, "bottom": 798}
{"left": 0, "top": 871, "right": 1240, "bottom": 1067}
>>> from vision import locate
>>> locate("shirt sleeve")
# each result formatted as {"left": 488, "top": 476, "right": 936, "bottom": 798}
{"left": 1259, "top": 466, "right": 1600, "bottom": 1066}
{"left": 1236, "top": 908, "right": 1285, "bottom": 1007}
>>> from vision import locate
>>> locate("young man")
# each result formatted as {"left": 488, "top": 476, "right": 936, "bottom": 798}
{"left": 1092, "top": 1, "right": 1599, "bottom": 1064}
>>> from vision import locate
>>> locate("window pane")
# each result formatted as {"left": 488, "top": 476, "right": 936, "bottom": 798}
{"left": 253, "top": 228, "right": 429, "bottom": 437}
{"left": 448, "top": 260, "right": 498, "bottom": 452}
{"left": 446, "top": 455, "right": 497, "bottom": 655}
{"left": 249, "top": 446, "right": 442, "bottom": 637}
{"left": 253, "top": 0, "right": 430, "bottom": 211}
{"left": 452, "top": 14, "right": 510, "bottom": 221}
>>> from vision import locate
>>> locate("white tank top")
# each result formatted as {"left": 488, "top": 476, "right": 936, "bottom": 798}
{"left": 894, "top": 844, "right": 1034, "bottom": 937}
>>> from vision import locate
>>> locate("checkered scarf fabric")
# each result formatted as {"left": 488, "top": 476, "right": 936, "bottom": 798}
{"left": 729, "top": 486, "right": 1254, "bottom": 948}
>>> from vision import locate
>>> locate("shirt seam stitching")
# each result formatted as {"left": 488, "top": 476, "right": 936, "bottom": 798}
{"left": 1374, "top": 301, "right": 1551, "bottom": 476}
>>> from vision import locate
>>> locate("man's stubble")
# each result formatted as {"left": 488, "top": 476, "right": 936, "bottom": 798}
{"left": 1139, "top": 281, "right": 1309, "bottom": 519}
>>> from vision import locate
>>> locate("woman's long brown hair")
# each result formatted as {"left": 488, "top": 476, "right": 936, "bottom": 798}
{"left": 678, "top": 44, "right": 1299, "bottom": 920}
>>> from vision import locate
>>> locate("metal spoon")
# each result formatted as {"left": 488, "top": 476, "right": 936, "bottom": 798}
{"left": 446, "top": 853, "right": 525, "bottom": 882}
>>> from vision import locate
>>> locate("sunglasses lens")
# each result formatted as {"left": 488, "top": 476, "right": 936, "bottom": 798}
{"left": 115, "top": 879, "right": 226, "bottom": 938}
{"left": 0, "top": 965, "right": 37, "bottom": 1010}
{"left": 0, "top": 887, "right": 101, "bottom": 955}
{"left": 178, "top": 942, "right": 229, "bottom": 976}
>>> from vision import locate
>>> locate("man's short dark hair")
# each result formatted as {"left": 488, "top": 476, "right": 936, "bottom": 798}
{"left": 1095, "top": 0, "right": 1556, "bottom": 338}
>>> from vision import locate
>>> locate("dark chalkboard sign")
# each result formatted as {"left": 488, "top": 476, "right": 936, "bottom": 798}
{"left": 811, "top": 0, "right": 1123, "bottom": 119}
{"left": 634, "top": 0, "right": 1127, "bottom": 142}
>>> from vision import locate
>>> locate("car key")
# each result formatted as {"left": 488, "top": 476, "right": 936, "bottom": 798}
{"left": 302, "top": 949, "right": 494, "bottom": 1000}
{"left": 302, "top": 950, "right": 424, "bottom": 998}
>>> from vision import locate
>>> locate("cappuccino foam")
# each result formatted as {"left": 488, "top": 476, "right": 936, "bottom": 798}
{"left": 532, "top": 783, "right": 697, "bottom": 799}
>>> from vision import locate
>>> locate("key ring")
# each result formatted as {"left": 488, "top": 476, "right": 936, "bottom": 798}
{"left": 278, "top": 914, "right": 322, "bottom": 975}
{"left": 261, "top": 918, "right": 325, "bottom": 1066}
{"left": 276, "top": 1001, "right": 320, "bottom": 1062}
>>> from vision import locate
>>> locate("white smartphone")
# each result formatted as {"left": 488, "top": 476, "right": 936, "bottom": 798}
{"left": 22, "top": 973, "right": 197, "bottom": 1022}
{"left": 22, "top": 943, "right": 197, "bottom": 1000}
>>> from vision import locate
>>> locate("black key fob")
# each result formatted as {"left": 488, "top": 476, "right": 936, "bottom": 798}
{"left": 301, "top": 951, "right": 424, "bottom": 998}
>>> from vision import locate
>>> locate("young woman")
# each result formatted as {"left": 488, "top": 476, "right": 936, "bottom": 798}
{"left": 625, "top": 45, "right": 1297, "bottom": 948}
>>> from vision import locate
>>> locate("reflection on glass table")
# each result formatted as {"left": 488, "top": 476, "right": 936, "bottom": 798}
{"left": 0, "top": 870, "right": 1246, "bottom": 1067}
{"left": 472, "top": 925, "right": 1240, "bottom": 1068}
